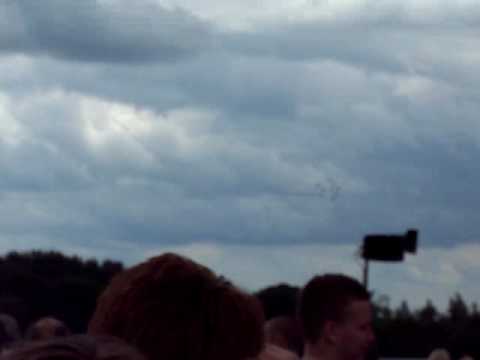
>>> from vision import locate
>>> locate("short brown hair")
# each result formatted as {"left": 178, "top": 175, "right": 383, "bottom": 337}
{"left": 299, "top": 274, "right": 370, "bottom": 343}
{"left": 88, "top": 253, "right": 264, "bottom": 360}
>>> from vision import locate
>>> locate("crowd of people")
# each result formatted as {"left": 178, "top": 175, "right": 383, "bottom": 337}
{"left": 0, "top": 252, "right": 474, "bottom": 360}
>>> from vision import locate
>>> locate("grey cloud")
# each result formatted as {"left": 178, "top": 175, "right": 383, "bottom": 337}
{"left": 222, "top": 25, "right": 407, "bottom": 73}
{"left": 2, "top": 2, "right": 480, "bottom": 252}
{"left": 0, "top": 0, "right": 213, "bottom": 62}
{"left": 0, "top": 91, "right": 344, "bottom": 246}
{"left": 4, "top": 95, "right": 479, "bottom": 249}
{"left": 0, "top": 141, "right": 91, "bottom": 193}
{"left": 220, "top": 8, "right": 480, "bottom": 76}
{"left": 330, "top": 142, "right": 480, "bottom": 247}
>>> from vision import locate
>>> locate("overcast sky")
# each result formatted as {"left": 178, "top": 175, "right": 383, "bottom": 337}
{"left": 1, "top": 0, "right": 480, "bottom": 311}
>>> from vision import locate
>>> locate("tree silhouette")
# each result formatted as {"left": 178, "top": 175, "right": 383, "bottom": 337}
{"left": 0, "top": 250, "right": 123, "bottom": 332}
{"left": 448, "top": 292, "right": 469, "bottom": 325}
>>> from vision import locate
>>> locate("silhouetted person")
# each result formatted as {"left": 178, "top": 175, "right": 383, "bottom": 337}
{"left": 88, "top": 253, "right": 264, "bottom": 360}
{"left": 299, "top": 274, "right": 375, "bottom": 360}
{"left": 25, "top": 317, "right": 71, "bottom": 341}
{"left": 2, "top": 334, "right": 146, "bottom": 360}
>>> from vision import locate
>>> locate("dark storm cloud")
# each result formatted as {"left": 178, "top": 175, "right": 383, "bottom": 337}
{"left": 0, "top": 0, "right": 213, "bottom": 62}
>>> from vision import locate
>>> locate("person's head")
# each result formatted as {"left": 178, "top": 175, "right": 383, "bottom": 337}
{"left": 299, "top": 274, "right": 375, "bottom": 360}
{"left": 25, "top": 317, "right": 71, "bottom": 341}
{"left": 427, "top": 348, "right": 451, "bottom": 360}
{"left": 264, "top": 316, "right": 303, "bottom": 356}
{"left": 88, "top": 253, "right": 264, "bottom": 360}
{"left": 0, "top": 314, "right": 21, "bottom": 351}
{"left": 2, "top": 334, "right": 146, "bottom": 360}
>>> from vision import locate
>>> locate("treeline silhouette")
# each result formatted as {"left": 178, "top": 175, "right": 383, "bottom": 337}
{"left": 374, "top": 294, "right": 479, "bottom": 359}
{"left": 0, "top": 251, "right": 479, "bottom": 358}
{"left": 0, "top": 251, "right": 123, "bottom": 333}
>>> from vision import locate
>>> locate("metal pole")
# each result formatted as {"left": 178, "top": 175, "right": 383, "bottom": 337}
{"left": 363, "top": 258, "right": 369, "bottom": 290}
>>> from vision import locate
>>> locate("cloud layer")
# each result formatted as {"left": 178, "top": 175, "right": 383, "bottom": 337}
{"left": 1, "top": 0, "right": 479, "bottom": 308}
{"left": 0, "top": 0, "right": 213, "bottom": 62}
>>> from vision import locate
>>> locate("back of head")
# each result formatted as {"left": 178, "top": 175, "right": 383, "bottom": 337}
{"left": 88, "top": 253, "right": 264, "bottom": 360}
{"left": 2, "top": 334, "right": 146, "bottom": 360}
{"left": 427, "top": 348, "right": 451, "bottom": 360}
{"left": 0, "top": 314, "right": 21, "bottom": 351}
{"left": 25, "top": 317, "right": 71, "bottom": 341}
{"left": 299, "top": 274, "right": 370, "bottom": 344}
